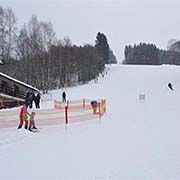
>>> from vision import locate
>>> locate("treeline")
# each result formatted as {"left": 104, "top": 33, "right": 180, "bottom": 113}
{"left": 0, "top": 6, "right": 117, "bottom": 93}
{"left": 123, "top": 42, "right": 180, "bottom": 65}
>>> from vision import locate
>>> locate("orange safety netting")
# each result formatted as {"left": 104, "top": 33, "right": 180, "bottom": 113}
{"left": 0, "top": 99, "right": 106, "bottom": 129}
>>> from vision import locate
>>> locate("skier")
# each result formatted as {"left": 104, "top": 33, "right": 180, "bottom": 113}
{"left": 168, "top": 82, "right": 174, "bottom": 90}
{"left": 62, "top": 91, "right": 66, "bottom": 102}
{"left": 34, "top": 92, "right": 41, "bottom": 108}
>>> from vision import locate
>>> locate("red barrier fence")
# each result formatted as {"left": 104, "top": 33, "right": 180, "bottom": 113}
{"left": 0, "top": 99, "right": 106, "bottom": 129}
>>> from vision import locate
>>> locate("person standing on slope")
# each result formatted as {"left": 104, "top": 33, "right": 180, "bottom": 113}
{"left": 62, "top": 91, "right": 66, "bottom": 102}
{"left": 34, "top": 92, "right": 41, "bottom": 108}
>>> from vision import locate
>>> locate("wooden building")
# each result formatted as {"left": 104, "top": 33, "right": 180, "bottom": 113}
{"left": 0, "top": 72, "right": 39, "bottom": 109}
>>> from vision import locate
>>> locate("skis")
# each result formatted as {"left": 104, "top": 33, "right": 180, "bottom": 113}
{"left": 29, "top": 128, "right": 40, "bottom": 133}
{"left": 17, "top": 127, "right": 40, "bottom": 133}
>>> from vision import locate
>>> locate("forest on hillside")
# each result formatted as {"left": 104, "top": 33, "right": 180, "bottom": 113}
{"left": 123, "top": 41, "right": 180, "bottom": 65}
{"left": 0, "top": 6, "right": 117, "bottom": 93}
{"left": 1, "top": 5, "right": 179, "bottom": 93}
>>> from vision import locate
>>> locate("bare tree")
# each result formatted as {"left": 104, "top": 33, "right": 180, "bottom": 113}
{"left": 0, "top": 6, "right": 17, "bottom": 62}
{"left": 1, "top": 8, "right": 109, "bottom": 92}
{"left": 166, "top": 39, "right": 178, "bottom": 50}
{"left": 16, "top": 24, "right": 31, "bottom": 83}
{"left": 39, "top": 21, "right": 56, "bottom": 93}
{"left": 24, "top": 15, "right": 57, "bottom": 93}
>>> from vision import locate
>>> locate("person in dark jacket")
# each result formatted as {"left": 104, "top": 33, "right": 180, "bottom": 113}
{"left": 34, "top": 92, "right": 41, "bottom": 108}
{"left": 25, "top": 92, "right": 35, "bottom": 108}
{"left": 168, "top": 83, "right": 174, "bottom": 90}
{"left": 62, "top": 91, "right": 66, "bottom": 102}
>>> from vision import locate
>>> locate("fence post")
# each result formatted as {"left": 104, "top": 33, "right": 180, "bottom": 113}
{"left": 65, "top": 106, "right": 68, "bottom": 125}
{"left": 104, "top": 99, "right": 106, "bottom": 114}
{"left": 102, "top": 99, "right": 105, "bottom": 115}
{"left": 98, "top": 102, "right": 101, "bottom": 121}
{"left": 83, "top": 99, "right": 85, "bottom": 109}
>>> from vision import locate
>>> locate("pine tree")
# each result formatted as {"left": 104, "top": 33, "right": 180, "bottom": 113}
{"left": 95, "top": 32, "right": 110, "bottom": 73}
{"left": 124, "top": 43, "right": 160, "bottom": 65}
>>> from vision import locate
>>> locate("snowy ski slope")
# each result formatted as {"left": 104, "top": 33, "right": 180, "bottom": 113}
{"left": 0, "top": 64, "right": 180, "bottom": 179}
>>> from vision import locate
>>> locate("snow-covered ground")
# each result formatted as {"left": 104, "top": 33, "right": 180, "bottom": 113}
{"left": 0, "top": 64, "right": 180, "bottom": 179}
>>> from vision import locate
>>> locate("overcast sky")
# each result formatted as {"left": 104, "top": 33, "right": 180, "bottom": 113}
{"left": 0, "top": 0, "right": 180, "bottom": 62}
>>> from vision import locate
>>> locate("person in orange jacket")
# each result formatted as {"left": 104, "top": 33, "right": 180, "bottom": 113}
{"left": 17, "top": 104, "right": 38, "bottom": 131}
{"left": 17, "top": 104, "right": 29, "bottom": 129}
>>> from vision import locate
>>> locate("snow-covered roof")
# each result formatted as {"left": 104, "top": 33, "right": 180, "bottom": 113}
{"left": 0, "top": 93, "right": 25, "bottom": 102}
{"left": 0, "top": 72, "right": 39, "bottom": 92}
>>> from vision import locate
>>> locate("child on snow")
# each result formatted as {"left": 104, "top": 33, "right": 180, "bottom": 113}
{"left": 28, "top": 111, "right": 38, "bottom": 131}
{"left": 91, "top": 100, "right": 98, "bottom": 114}
{"left": 17, "top": 104, "right": 38, "bottom": 131}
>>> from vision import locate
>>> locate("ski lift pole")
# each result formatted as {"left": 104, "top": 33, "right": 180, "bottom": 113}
{"left": 83, "top": 99, "right": 85, "bottom": 109}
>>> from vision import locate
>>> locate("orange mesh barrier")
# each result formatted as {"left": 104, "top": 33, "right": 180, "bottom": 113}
{"left": 54, "top": 99, "right": 100, "bottom": 110}
{"left": 0, "top": 99, "right": 106, "bottom": 129}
